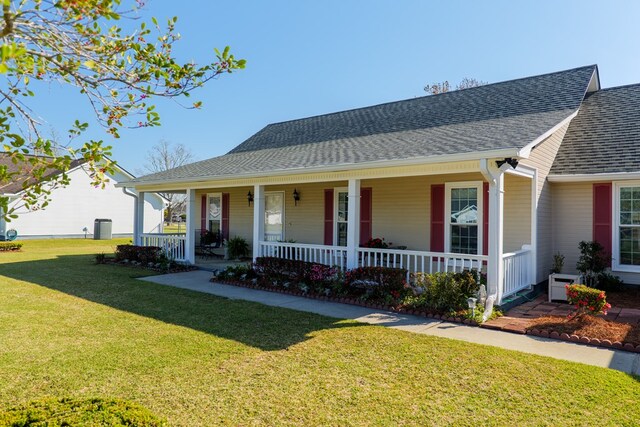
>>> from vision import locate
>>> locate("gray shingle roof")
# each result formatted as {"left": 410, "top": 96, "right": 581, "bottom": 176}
{"left": 130, "top": 65, "right": 596, "bottom": 185}
{"left": 0, "top": 153, "right": 85, "bottom": 194}
{"left": 550, "top": 84, "right": 640, "bottom": 175}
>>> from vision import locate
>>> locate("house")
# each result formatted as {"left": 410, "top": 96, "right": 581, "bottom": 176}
{"left": 0, "top": 155, "right": 166, "bottom": 239}
{"left": 118, "top": 64, "right": 639, "bottom": 306}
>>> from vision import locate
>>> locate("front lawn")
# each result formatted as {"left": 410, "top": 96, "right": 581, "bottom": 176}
{"left": 1, "top": 239, "right": 639, "bottom": 426}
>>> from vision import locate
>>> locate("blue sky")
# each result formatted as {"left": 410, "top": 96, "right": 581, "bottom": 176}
{"left": 35, "top": 0, "right": 640, "bottom": 173}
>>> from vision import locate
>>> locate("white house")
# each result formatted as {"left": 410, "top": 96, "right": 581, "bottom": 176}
{"left": 0, "top": 156, "right": 165, "bottom": 239}
{"left": 118, "top": 64, "right": 640, "bottom": 306}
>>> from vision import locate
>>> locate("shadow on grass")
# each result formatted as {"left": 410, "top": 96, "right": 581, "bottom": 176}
{"left": 0, "top": 254, "right": 362, "bottom": 351}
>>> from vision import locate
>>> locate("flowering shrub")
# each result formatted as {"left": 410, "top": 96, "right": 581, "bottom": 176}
{"left": 361, "top": 237, "right": 391, "bottom": 249}
{"left": 565, "top": 284, "right": 611, "bottom": 320}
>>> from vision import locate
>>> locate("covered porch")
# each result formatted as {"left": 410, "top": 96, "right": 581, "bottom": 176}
{"left": 132, "top": 159, "right": 537, "bottom": 305}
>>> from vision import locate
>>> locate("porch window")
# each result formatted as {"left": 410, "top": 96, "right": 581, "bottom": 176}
{"left": 335, "top": 189, "right": 348, "bottom": 246}
{"left": 616, "top": 184, "right": 640, "bottom": 269}
{"left": 208, "top": 194, "right": 222, "bottom": 235}
{"left": 264, "top": 192, "right": 284, "bottom": 241}
{"left": 445, "top": 182, "right": 483, "bottom": 255}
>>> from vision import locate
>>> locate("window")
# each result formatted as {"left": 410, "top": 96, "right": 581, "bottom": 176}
{"left": 614, "top": 183, "right": 640, "bottom": 271}
{"left": 264, "top": 192, "right": 285, "bottom": 241}
{"left": 445, "top": 182, "right": 483, "bottom": 255}
{"left": 335, "top": 188, "right": 348, "bottom": 246}
{"left": 208, "top": 193, "right": 222, "bottom": 235}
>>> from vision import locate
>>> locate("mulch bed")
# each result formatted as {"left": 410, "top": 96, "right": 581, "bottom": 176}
{"left": 606, "top": 287, "right": 640, "bottom": 309}
{"left": 527, "top": 315, "right": 640, "bottom": 352}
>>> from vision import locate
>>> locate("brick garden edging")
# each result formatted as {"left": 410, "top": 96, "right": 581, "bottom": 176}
{"left": 212, "top": 278, "right": 480, "bottom": 326}
{"left": 526, "top": 328, "right": 640, "bottom": 353}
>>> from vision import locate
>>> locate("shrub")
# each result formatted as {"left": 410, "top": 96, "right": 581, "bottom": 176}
{"left": 344, "top": 266, "right": 407, "bottom": 301}
{"left": 254, "top": 257, "right": 318, "bottom": 285}
{"left": 0, "top": 397, "right": 166, "bottom": 426}
{"left": 217, "top": 264, "right": 255, "bottom": 281}
{"left": 115, "top": 245, "right": 162, "bottom": 264}
{"left": 596, "top": 271, "right": 624, "bottom": 292}
{"left": 407, "top": 271, "right": 480, "bottom": 312}
{"left": 226, "top": 236, "right": 250, "bottom": 259}
{"left": 565, "top": 284, "right": 611, "bottom": 320}
{"left": 576, "top": 240, "right": 610, "bottom": 287}
{"left": 0, "top": 242, "right": 22, "bottom": 252}
{"left": 95, "top": 252, "right": 108, "bottom": 264}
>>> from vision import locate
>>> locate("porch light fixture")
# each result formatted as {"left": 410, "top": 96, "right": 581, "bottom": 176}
{"left": 293, "top": 188, "right": 300, "bottom": 206}
{"left": 247, "top": 191, "right": 254, "bottom": 206}
{"left": 467, "top": 297, "right": 477, "bottom": 318}
{"left": 496, "top": 157, "right": 519, "bottom": 170}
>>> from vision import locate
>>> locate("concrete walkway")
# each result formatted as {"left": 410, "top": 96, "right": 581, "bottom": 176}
{"left": 141, "top": 270, "right": 640, "bottom": 376}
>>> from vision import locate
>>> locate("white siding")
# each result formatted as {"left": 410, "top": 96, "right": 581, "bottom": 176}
{"left": 6, "top": 166, "right": 164, "bottom": 238}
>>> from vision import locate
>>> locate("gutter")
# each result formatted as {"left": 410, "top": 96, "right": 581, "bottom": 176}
{"left": 479, "top": 159, "right": 499, "bottom": 322}
{"left": 548, "top": 172, "right": 640, "bottom": 182}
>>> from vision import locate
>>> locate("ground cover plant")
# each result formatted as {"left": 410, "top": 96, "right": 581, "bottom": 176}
{"left": 1, "top": 239, "right": 639, "bottom": 426}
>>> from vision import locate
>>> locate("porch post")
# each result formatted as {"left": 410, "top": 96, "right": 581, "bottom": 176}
{"left": 185, "top": 189, "right": 196, "bottom": 264}
{"left": 346, "top": 178, "right": 361, "bottom": 269}
{"left": 135, "top": 191, "right": 145, "bottom": 245}
{"left": 252, "top": 184, "right": 265, "bottom": 261}
{"left": 487, "top": 174, "right": 505, "bottom": 304}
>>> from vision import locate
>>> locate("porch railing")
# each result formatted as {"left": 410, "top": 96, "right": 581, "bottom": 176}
{"left": 258, "top": 241, "right": 348, "bottom": 270}
{"left": 358, "top": 248, "right": 488, "bottom": 282}
{"left": 502, "top": 245, "right": 533, "bottom": 297}
{"left": 140, "top": 233, "right": 186, "bottom": 261}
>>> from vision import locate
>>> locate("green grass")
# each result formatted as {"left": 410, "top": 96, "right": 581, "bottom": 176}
{"left": 162, "top": 224, "right": 186, "bottom": 234}
{"left": 1, "top": 239, "right": 639, "bottom": 426}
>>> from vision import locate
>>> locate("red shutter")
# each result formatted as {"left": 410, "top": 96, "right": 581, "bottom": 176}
{"left": 222, "top": 193, "right": 230, "bottom": 241}
{"left": 324, "top": 189, "right": 334, "bottom": 245}
{"left": 200, "top": 195, "right": 207, "bottom": 231}
{"left": 430, "top": 184, "right": 445, "bottom": 252}
{"left": 360, "top": 187, "right": 372, "bottom": 246}
{"left": 483, "top": 182, "right": 489, "bottom": 256}
{"left": 593, "top": 183, "right": 612, "bottom": 266}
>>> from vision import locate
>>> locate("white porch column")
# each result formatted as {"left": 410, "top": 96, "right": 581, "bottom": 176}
{"left": 346, "top": 178, "right": 361, "bottom": 269}
{"left": 185, "top": 189, "right": 197, "bottom": 264}
{"left": 252, "top": 185, "right": 265, "bottom": 261}
{"left": 487, "top": 174, "right": 505, "bottom": 303}
{"left": 135, "top": 191, "right": 145, "bottom": 245}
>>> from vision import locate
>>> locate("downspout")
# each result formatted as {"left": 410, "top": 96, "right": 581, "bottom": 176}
{"left": 122, "top": 187, "right": 139, "bottom": 245}
{"left": 479, "top": 159, "right": 501, "bottom": 322}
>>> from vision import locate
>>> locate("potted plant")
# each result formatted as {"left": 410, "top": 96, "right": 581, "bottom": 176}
{"left": 226, "top": 236, "right": 250, "bottom": 261}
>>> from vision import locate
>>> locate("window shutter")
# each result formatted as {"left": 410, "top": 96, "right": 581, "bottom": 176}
{"left": 324, "top": 189, "right": 334, "bottom": 245}
{"left": 430, "top": 184, "right": 445, "bottom": 252}
{"left": 483, "top": 182, "right": 489, "bottom": 256}
{"left": 222, "top": 193, "right": 230, "bottom": 241}
{"left": 360, "top": 187, "right": 372, "bottom": 246}
{"left": 593, "top": 183, "right": 612, "bottom": 266}
{"left": 200, "top": 195, "right": 207, "bottom": 231}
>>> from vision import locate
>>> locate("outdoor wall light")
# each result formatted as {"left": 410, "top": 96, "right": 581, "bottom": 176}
{"left": 247, "top": 191, "right": 254, "bottom": 206}
{"left": 496, "top": 157, "right": 519, "bottom": 170}
{"left": 293, "top": 188, "right": 300, "bottom": 206}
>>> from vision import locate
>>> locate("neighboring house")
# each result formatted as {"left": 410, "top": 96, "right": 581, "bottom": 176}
{"left": 119, "top": 64, "right": 639, "bottom": 305}
{"left": 0, "top": 155, "right": 165, "bottom": 239}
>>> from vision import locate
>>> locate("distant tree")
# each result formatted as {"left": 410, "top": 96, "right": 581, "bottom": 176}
{"left": 0, "top": 1, "right": 245, "bottom": 221}
{"left": 424, "top": 77, "right": 487, "bottom": 95}
{"left": 142, "top": 140, "right": 194, "bottom": 223}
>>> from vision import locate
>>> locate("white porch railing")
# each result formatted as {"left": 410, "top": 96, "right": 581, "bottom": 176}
{"left": 358, "top": 248, "right": 488, "bottom": 282}
{"left": 140, "top": 233, "right": 186, "bottom": 261}
{"left": 258, "top": 241, "right": 348, "bottom": 270}
{"left": 502, "top": 245, "right": 533, "bottom": 297}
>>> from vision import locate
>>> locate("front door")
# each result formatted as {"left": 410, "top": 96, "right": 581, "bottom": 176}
{"left": 264, "top": 192, "right": 284, "bottom": 241}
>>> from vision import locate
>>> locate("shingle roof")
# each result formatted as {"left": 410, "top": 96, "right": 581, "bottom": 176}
{"left": 0, "top": 154, "right": 85, "bottom": 194}
{"left": 550, "top": 84, "right": 640, "bottom": 175}
{"left": 130, "top": 65, "right": 596, "bottom": 185}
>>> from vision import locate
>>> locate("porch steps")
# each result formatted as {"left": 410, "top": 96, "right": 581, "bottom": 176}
{"left": 498, "top": 287, "right": 542, "bottom": 312}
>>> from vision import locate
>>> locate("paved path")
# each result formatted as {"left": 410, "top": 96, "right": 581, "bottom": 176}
{"left": 141, "top": 270, "right": 640, "bottom": 376}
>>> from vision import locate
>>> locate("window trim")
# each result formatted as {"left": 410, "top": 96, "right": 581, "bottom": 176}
{"left": 444, "top": 181, "right": 483, "bottom": 255}
{"left": 612, "top": 181, "right": 640, "bottom": 273}
{"left": 334, "top": 187, "right": 348, "bottom": 247}
{"left": 264, "top": 190, "right": 286, "bottom": 241}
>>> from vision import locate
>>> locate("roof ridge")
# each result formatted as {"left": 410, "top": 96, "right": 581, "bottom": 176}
{"left": 258, "top": 64, "right": 597, "bottom": 128}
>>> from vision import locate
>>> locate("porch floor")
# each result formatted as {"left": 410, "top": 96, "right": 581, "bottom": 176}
{"left": 483, "top": 294, "right": 640, "bottom": 334}
{"left": 194, "top": 256, "right": 250, "bottom": 271}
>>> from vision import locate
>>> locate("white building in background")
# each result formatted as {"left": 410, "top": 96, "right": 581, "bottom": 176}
{"left": 0, "top": 156, "right": 165, "bottom": 239}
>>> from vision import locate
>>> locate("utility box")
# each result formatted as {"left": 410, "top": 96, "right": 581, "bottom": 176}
{"left": 548, "top": 273, "right": 582, "bottom": 302}
{"left": 93, "top": 219, "right": 113, "bottom": 240}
